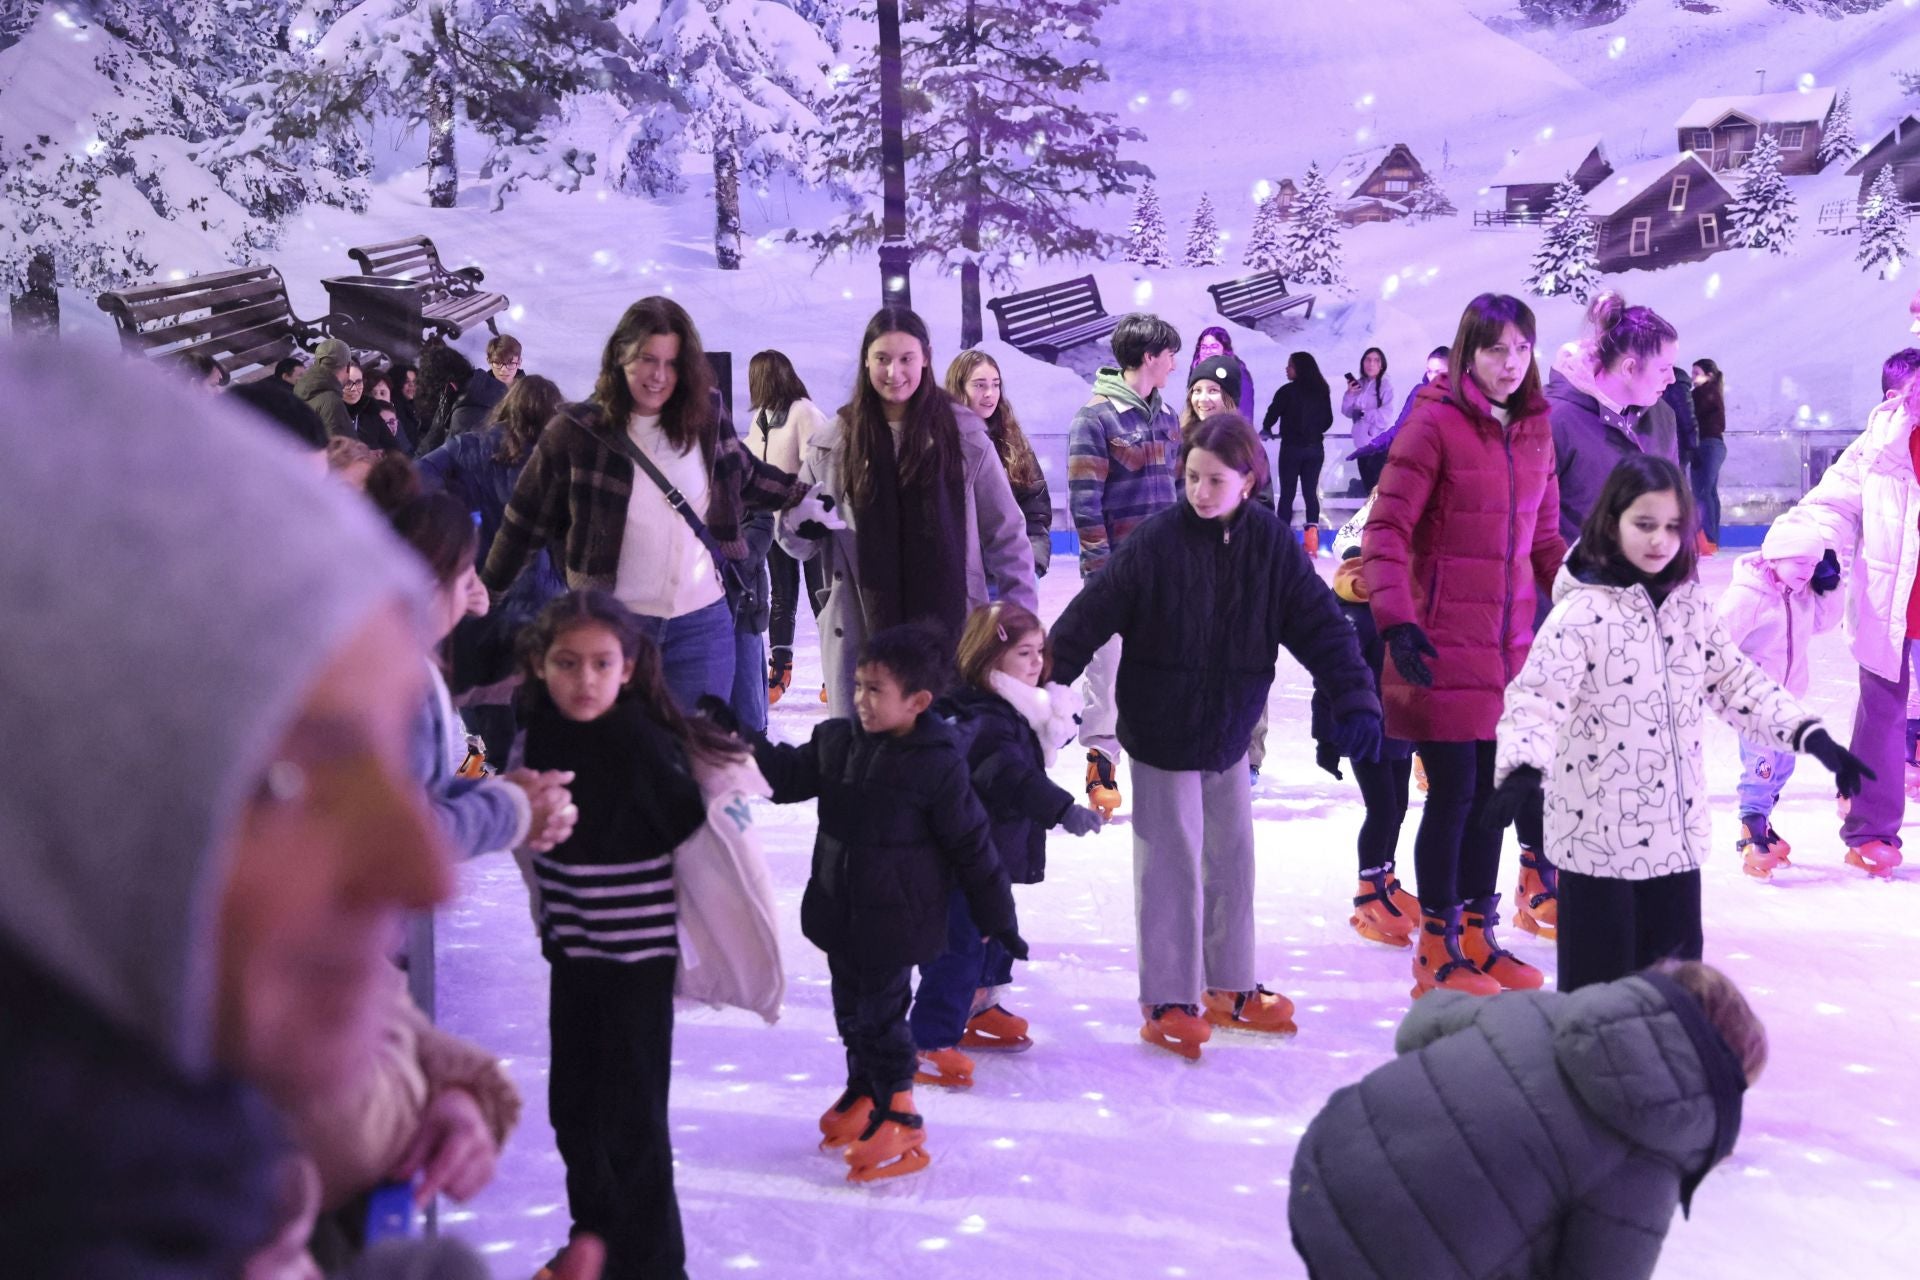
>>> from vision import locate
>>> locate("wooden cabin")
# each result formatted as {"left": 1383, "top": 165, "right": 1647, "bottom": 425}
{"left": 1269, "top": 177, "right": 1301, "bottom": 218}
{"left": 1587, "top": 152, "right": 1736, "bottom": 274}
{"left": 1847, "top": 114, "right": 1920, "bottom": 208}
{"left": 1488, "top": 133, "right": 1613, "bottom": 217}
{"left": 1331, "top": 143, "right": 1430, "bottom": 225}
{"left": 1673, "top": 88, "right": 1836, "bottom": 175}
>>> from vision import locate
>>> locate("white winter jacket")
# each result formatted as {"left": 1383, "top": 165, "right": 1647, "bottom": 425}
{"left": 746, "top": 397, "right": 829, "bottom": 478}
{"left": 1715, "top": 552, "right": 1843, "bottom": 697}
{"left": 1771, "top": 397, "right": 1920, "bottom": 682}
{"left": 1496, "top": 567, "right": 1818, "bottom": 880}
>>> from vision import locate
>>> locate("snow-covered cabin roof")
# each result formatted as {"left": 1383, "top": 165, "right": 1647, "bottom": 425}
{"left": 1333, "top": 145, "right": 1393, "bottom": 191}
{"left": 1674, "top": 88, "right": 1836, "bottom": 131}
{"left": 1583, "top": 152, "right": 1733, "bottom": 217}
{"left": 1848, "top": 114, "right": 1920, "bottom": 176}
{"left": 1490, "top": 133, "right": 1609, "bottom": 187}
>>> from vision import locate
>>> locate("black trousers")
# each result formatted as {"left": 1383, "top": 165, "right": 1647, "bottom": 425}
{"left": 1411, "top": 740, "right": 1503, "bottom": 912}
{"left": 548, "top": 954, "right": 684, "bottom": 1280}
{"left": 1513, "top": 786, "right": 1545, "bottom": 853}
{"left": 1277, "top": 446, "right": 1325, "bottom": 527}
{"left": 767, "top": 545, "right": 827, "bottom": 654}
{"left": 1354, "top": 754, "right": 1412, "bottom": 874}
{"left": 1556, "top": 869, "right": 1703, "bottom": 993}
{"left": 827, "top": 954, "right": 917, "bottom": 1103}
{"left": 1357, "top": 451, "right": 1386, "bottom": 495}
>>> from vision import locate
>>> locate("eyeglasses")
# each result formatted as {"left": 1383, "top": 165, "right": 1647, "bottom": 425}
{"left": 344, "top": 377, "right": 364, "bottom": 387}
{"left": 490, "top": 359, "right": 521, "bottom": 372}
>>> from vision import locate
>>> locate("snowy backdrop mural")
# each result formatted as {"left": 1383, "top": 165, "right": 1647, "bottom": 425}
{"left": 5, "top": 0, "right": 1920, "bottom": 1276}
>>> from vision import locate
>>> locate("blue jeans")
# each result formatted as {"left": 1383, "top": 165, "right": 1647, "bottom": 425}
{"left": 1736, "top": 738, "right": 1795, "bottom": 819}
{"left": 909, "top": 890, "right": 1009, "bottom": 1050}
{"left": 1691, "top": 436, "right": 1726, "bottom": 542}
{"left": 730, "top": 626, "right": 768, "bottom": 737}
{"left": 634, "top": 599, "right": 736, "bottom": 714}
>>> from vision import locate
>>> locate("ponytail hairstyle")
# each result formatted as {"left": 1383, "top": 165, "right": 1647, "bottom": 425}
{"left": 955, "top": 600, "right": 1051, "bottom": 690}
{"left": 1359, "top": 346, "right": 1388, "bottom": 406}
{"left": 487, "top": 373, "right": 566, "bottom": 468}
{"left": 945, "top": 350, "right": 1042, "bottom": 490}
{"left": 1690, "top": 357, "right": 1725, "bottom": 418}
{"left": 517, "top": 590, "right": 747, "bottom": 762}
{"left": 1567, "top": 453, "right": 1697, "bottom": 591}
{"left": 366, "top": 454, "right": 478, "bottom": 587}
{"left": 1448, "top": 293, "right": 1542, "bottom": 413}
{"left": 841, "top": 307, "right": 962, "bottom": 512}
{"left": 1586, "top": 290, "right": 1679, "bottom": 373}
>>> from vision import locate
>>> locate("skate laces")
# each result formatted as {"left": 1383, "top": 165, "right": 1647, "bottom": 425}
{"left": 1150, "top": 1002, "right": 1199, "bottom": 1020}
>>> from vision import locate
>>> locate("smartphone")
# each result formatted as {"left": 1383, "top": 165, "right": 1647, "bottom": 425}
{"left": 1344, "top": 372, "right": 1358, "bottom": 384}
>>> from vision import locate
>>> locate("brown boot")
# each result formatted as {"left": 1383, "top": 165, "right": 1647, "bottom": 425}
{"left": 1411, "top": 905, "right": 1501, "bottom": 999}
{"left": 817, "top": 1086, "right": 874, "bottom": 1150}
{"left": 1461, "top": 894, "right": 1544, "bottom": 990}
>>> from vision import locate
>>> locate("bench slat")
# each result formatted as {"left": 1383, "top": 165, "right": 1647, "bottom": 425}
{"left": 104, "top": 265, "right": 280, "bottom": 308}
{"left": 121, "top": 296, "right": 294, "bottom": 347}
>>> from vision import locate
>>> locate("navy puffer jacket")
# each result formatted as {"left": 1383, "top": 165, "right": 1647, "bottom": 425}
{"left": 1290, "top": 975, "right": 1748, "bottom": 1280}
{"left": 936, "top": 684, "right": 1075, "bottom": 884}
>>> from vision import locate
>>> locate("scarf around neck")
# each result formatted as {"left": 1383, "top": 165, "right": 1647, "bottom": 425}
{"left": 856, "top": 415, "right": 968, "bottom": 643}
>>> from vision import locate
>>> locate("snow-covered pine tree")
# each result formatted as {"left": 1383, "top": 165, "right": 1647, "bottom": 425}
{"left": 809, "top": 0, "right": 1149, "bottom": 347}
{"left": 1283, "top": 162, "right": 1345, "bottom": 288}
{"left": 1128, "top": 180, "right": 1171, "bottom": 267}
{"left": 773, "top": 0, "right": 844, "bottom": 47}
{"left": 1242, "top": 192, "right": 1285, "bottom": 269}
{"left": 1818, "top": 88, "right": 1858, "bottom": 168}
{"left": 1408, "top": 177, "right": 1457, "bottom": 220}
{"left": 615, "top": 1, "right": 832, "bottom": 270}
{"left": 1727, "top": 132, "right": 1797, "bottom": 254}
{"left": 1525, "top": 172, "right": 1600, "bottom": 303}
{"left": 1857, "top": 166, "right": 1910, "bottom": 279}
{"left": 1184, "top": 193, "right": 1221, "bottom": 267}
{"left": 0, "top": 4, "right": 279, "bottom": 331}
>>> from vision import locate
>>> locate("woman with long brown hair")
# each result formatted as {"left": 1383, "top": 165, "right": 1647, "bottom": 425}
{"left": 748, "top": 349, "right": 834, "bottom": 703}
{"left": 484, "top": 296, "right": 838, "bottom": 711}
{"left": 946, "top": 350, "right": 1054, "bottom": 576}
{"left": 779, "top": 308, "right": 1036, "bottom": 717}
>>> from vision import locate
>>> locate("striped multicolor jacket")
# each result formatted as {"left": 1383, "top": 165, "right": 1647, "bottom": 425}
{"left": 1067, "top": 390, "right": 1181, "bottom": 578}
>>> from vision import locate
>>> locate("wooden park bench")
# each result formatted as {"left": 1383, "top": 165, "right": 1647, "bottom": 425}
{"left": 328, "top": 235, "right": 509, "bottom": 360}
{"left": 97, "top": 264, "right": 333, "bottom": 384}
{"left": 985, "top": 274, "right": 1119, "bottom": 364}
{"left": 1207, "top": 269, "right": 1316, "bottom": 329}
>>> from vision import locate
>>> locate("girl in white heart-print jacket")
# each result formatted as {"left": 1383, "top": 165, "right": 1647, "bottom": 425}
{"left": 1490, "top": 456, "right": 1867, "bottom": 993}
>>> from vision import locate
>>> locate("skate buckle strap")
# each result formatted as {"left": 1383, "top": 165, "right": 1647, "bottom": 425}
{"left": 857, "top": 1108, "right": 925, "bottom": 1142}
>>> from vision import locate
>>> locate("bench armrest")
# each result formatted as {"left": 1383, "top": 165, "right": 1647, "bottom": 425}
{"left": 449, "top": 265, "right": 485, "bottom": 285}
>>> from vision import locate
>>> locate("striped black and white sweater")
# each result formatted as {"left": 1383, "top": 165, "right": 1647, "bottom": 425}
{"left": 521, "top": 687, "right": 706, "bottom": 963}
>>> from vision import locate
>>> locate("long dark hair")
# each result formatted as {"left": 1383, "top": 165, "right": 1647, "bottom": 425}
{"left": 1288, "top": 351, "right": 1330, "bottom": 399}
{"left": 945, "top": 349, "right": 1040, "bottom": 490}
{"left": 1359, "top": 346, "right": 1388, "bottom": 406}
{"left": 1690, "top": 358, "right": 1725, "bottom": 416}
{"left": 592, "top": 296, "right": 720, "bottom": 463}
{"left": 1448, "top": 293, "right": 1542, "bottom": 412}
{"left": 488, "top": 373, "right": 565, "bottom": 467}
{"left": 1568, "top": 454, "right": 1698, "bottom": 591}
{"left": 1190, "top": 325, "right": 1236, "bottom": 365}
{"left": 748, "top": 349, "right": 810, "bottom": 416}
{"left": 517, "top": 590, "right": 746, "bottom": 764}
{"left": 841, "top": 308, "right": 961, "bottom": 512}
{"left": 417, "top": 339, "right": 475, "bottom": 436}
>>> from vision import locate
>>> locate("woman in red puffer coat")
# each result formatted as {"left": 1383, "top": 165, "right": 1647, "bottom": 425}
{"left": 1363, "top": 293, "right": 1566, "bottom": 1001}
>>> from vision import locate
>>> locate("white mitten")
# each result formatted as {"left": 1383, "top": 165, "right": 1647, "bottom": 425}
{"left": 1039, "top": 681, "right": 1084, "bottom": 758}
{"left": 789, "top": 486, "right": 846, "bottom": 538}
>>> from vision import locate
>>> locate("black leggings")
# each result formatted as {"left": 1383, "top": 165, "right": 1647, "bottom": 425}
{"left": 1354, "top": 754, "right": 1412, "bottom": 873}
{"left": 767, "top": 545, "right": 826, "bottom": 654}
{"left": 1277, "top": 446, "right": 1324, "bottom": 527}
{"left": 1555, "top": 869, "right": 1703, "bottom": 993}
{"left": 1411, "top": 740, "right": 1503, "bottom": 912}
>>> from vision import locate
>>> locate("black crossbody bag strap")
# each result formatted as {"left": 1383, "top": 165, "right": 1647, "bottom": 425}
{"left": 609, "top": 432, "right": 747, "bottom": 598}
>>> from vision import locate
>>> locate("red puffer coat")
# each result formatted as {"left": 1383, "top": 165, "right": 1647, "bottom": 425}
{"left": 1363, "top": 374, "right": 1565, "bottom": 743}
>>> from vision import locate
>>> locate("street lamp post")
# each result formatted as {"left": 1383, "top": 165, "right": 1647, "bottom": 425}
{"left": 876, "top": 0, "right": 912, "bottom": 308}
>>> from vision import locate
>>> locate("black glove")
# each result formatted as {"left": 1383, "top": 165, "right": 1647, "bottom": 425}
{"left": 1383, "top": 623, "right": 1438, "bottom": 688}
{"left": 1058, "top": 804, "right": 1104, "bottom": 836}
{"left": 1315, "top": 740, "right": 1344, "bottom": 780}
{"left": 1801, "top": 727, "right": 1876, "bottom": 797}
{"left": 1331, "top": 710, "right": 1383, "bottom": 763}
{"left": 992, "top": 928, "right": 1030, "bottom": 962}
{"left": 1479, "top": 765, "right": 1543, "bottom": 830}
{"left": 695, "top": 692, "right": 743, "bottom": 738}
{"left": 1810, "top": 548, "right": 1841, "bottom": 595}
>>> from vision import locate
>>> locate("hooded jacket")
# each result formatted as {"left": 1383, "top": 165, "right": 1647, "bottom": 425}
{"left": 1290, "top": 975, "right": 1749, "bottom": 1280}
{"left": 1768, "top": 397, "right": 1920, "bottom": 682}
{"left": 448, "top": 365, "right": 513, "bottom": 438}
{"left": 1496, "top": 565, "right": 1818, "bottom": 880}
{"left": 1546, "top": 345, "right": 1681, "bottom": 542}
{"left": 1715, "top": 524, "right": 1843, "bottom": 698}
{"left": 294, "top": 336, "right": 355, "bottom": 439}
{"left": 1363, "top": 374, "right": 1566, "bottom": 743}
{"left": 1066, "top": 367, "right": 1182, "bottom": 577}
{"left": 1341, "top": 372, "right": 1396, "bottom": 452}
{"left": 1050, "top": 496, "right": 1378, "bottom": 773}
{"left": 935, "top": 679, "right": 1079, "bottom": 884}
{"left": 0, "top": 350, "right": 437, "bottom": 1275}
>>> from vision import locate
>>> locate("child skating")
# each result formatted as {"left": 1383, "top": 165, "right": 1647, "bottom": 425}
{"left": 910, "top": 602, "right": 1103, "bottom": 1086}
{"left": 1714, "top": 524, "right": 1844, "bottom": 878}
{"left": 1048, "top": 413, "right": 1379, "bottom": 1059}
{"left": 1486, "top": 457, "right": 1872, "bottom": 991}
{"left": 749, "top": 623, "right": 1021, "bottom": 1181}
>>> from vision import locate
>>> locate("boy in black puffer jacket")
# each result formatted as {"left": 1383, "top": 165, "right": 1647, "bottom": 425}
{"left": 751, "top": 623, "right": 1021, "bottom": 1183}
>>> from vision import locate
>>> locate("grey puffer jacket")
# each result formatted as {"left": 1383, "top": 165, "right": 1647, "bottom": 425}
{"left": 1290, "top": 976, "right": 1748, "bottom": 1280}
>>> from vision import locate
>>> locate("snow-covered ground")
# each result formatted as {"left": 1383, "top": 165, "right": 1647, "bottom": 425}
{"left": 439, "top": 552, "right": 1918, "bottom": 1280}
